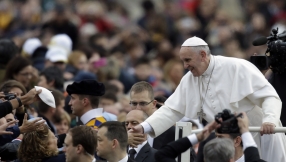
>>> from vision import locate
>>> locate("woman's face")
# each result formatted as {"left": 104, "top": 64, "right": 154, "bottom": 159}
{"left": 13, "top": 65, "right": 33, "bottom": 88}
{"left": 9, "top": 87, "right": 24, "bottom": 97}
{"left": 47, "top": 130, "right": 58, "bottom": 152}
{"left": 9, "top": 87, "right": 24, "bottom": 114}
{"left": 75, "top": 55, "right": 87, "bottom": 70}
{"left": 55, "top": 119, "right": 70, "bottom": 135}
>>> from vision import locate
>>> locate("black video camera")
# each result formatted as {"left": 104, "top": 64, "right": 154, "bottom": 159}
{"left": 4, "top": 93, "right": 16, "bottom": 100}
{"left": 215, "top": 109, "right": 242, "bottom": 134}
{"left": 251, "top": 28, "right": 286, "bottom": 74}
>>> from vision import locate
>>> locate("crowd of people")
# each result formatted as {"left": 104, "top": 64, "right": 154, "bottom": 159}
{"left": 0, "top": 0, "right": 286, "bottom": 162}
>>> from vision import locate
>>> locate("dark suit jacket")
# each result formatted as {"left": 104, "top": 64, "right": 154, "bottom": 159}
{"left": 155, "top": 136, "right": 192, "bottom": 162}
{"left": 135, "top": 142, "right": 157, "bottom": 162}
{"left": 153, "top": 126, "right": 175, "bottom": 149}
{"left": 155, "top": 135, "right": 265, "bottom": 162}
{"left": 244, "top": 147, "right": 266, "bottom": 162}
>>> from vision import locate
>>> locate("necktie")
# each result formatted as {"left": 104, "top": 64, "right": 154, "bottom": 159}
{"left": 85, "top": 116, "right": 106, "bottom": 129}
{"left": 129, "top": 149, "right": 136, "bottom": 160}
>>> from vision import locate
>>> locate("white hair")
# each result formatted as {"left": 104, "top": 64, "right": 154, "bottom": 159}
{"left": 192, "top": 45, "right": 211, "bottom": 55}
{"left": 204, "top": 138, "right": 235, "bottom": 162}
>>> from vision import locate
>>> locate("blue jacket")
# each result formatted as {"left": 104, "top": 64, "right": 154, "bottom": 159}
{"left": 0, "top": 126, "right": 20, "bottom": 146}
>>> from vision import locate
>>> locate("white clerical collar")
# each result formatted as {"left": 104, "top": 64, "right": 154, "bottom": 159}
{"left": 128, "top": 141, "right": 147, "bottom": 155}
{"left": 235, "top": 155, "right": 244, "bottom": 162}
{"left": 80, "top": 108, "right": 104, "bottom": 124}
{"left": 202, "top": 55, "right": 214, "bottom": 76}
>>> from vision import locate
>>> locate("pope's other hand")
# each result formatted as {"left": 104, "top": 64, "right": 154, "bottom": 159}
{"left": 260, "top": 122, "right": 275, "bottom": 135}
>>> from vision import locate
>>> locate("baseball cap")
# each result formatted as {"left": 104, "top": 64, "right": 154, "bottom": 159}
{"left": 45, "top": 47, "right": 68, "bottom": 63}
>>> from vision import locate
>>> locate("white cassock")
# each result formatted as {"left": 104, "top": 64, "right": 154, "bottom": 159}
{"left": 141, "top": 55, "right": 286, "bottom": 161}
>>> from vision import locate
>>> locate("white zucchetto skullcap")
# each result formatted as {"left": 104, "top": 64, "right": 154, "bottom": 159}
{"left": 35, "top": 86, "right": 56, "bottom": 108}
{"left": 181, "top": 36, "right": 208, "bottom": 46}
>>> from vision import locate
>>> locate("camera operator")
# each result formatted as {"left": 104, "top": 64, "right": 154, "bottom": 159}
{"left": 155, "top": 112, "right": 265, "bottom": 162}
{"left": 251, "top": 29, "right": 286, "bottom": 127}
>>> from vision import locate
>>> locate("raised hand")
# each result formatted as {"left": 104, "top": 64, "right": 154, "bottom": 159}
{"left": 0, "top": 120, "right": 18, "bottom": 135}
{"left": 19, "top": 114, "right": 45, "bottom": 134}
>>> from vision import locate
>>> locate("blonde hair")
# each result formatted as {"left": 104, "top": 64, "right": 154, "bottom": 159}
{"left": 60, "top": 111, "right": 71, "bottom": 124}
{"left": 68, "top": 50, "right": 86, "bottom": 67}
{"left": 18, "top": 125, "right": 58, "bottom": 162}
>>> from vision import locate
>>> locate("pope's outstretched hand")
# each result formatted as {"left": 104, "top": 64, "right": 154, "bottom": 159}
{"left": 132, "top": 124, "right": 144, "bottom": 134}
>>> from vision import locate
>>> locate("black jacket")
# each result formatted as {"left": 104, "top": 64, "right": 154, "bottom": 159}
{"left": 153, "top": 126, "right": 175, "bottom": 149}
{"left": 0, "top": 101, "right": 13, "bottom": 118}
{"left": 155, "top": 135, "right": 265, "bottom": 162}
{"left": 134, "top": 142, "right": 157, "bottom": 162}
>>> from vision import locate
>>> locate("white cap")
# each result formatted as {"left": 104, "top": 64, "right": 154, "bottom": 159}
{"left": 181, "top": 36, "right": 208, "bottom": 47}
{"left": 49, "top": 34, "right": 72, "bottom": 54}
{"left": 22, "top": 38, "right": 42, "bottom": 55}
{"left": 45, "top": 47, "right": 68, "bottom": 63}
{"left": 34, "top": 86, "right": 56, "bottom": 108}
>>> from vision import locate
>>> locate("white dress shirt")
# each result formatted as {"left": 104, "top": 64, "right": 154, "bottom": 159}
{"left": 118, "top": 155, "right": 128, "bottom": 162}
{"left": 236, "top": 155, "right": 245, "bottom": 162}
{"left": 147, "top": 135, "right": 154, "bottom": 147}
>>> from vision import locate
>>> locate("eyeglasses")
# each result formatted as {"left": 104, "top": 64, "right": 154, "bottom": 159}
{"left": 18, "top": 72, "right": 33, "bottom": 77}
{"left": 129, "top": 100, "right": 154, "bottom": 107}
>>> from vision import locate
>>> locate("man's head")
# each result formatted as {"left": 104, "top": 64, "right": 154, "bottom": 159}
{"left": 5, "top": 113, "right": 16, "bottom": 127}
{"left": 99, "top": 92, "right": 118, "bottom": 108}
{"left": 125, "top": 110, "right": 148, "bottom": 131}
{"left": 129, "top": 81, "right": 157, "bottom": 116}
{"left": 63, "top": 126, "right": 97, "bottom": 162}
{"left": 215, "top": 132, "right": 243, "bottom": 149}
{"left": 204, "top": 138, "right": 235, "bottom": 162}
{"left": 38, "top": 66, "right": 64, "bottom": 91}
{"left": 0, "top": 39, "right": 18, "bottom": 67}
{"left": 67, "top": 80, "right": 105, "bottom": 117}
{"left": 97, "top": 121, "right": 128, "bottom": 160}
{"left": 179, "top": 36, "right": 211, "bottom": 77}
{"left": 38, "top": 89, "right": 65, "bottom": 122}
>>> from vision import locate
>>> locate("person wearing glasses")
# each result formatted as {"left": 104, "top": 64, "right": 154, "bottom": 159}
{"left": 3, "top": 55, "right": 36, "bottom": 90}
{"left": 129, "top": 81, "right": 175, "bottom": 150}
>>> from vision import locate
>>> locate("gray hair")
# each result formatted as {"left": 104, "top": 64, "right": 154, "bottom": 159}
{"left": 204, "top": 138, "right": 235, "bottom": 162}
{"left": 192, "top": 45, "right": 211, "bottom": 55}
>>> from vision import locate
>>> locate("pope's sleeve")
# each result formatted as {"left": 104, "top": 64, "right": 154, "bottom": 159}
{"left": 142, "top": 106, "right": 184, "bottom": 137}
{"left": 247, "top": 85, "right": 281, "bottom": 126}
{"left": 141, "top": 75, "right": 189, "bottom": 137}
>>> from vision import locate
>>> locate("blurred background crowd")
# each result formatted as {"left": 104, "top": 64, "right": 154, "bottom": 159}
{"left": 0, "top": 0, "right": 285, "bottom": 152}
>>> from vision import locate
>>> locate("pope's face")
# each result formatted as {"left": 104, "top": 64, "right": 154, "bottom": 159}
{"left": 179, "top": 47, "right": 208, "bottom": 77}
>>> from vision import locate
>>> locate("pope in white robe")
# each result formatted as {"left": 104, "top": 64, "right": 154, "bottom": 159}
{"left": 133, "top": 36, "right": 286, "bottom": 161}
